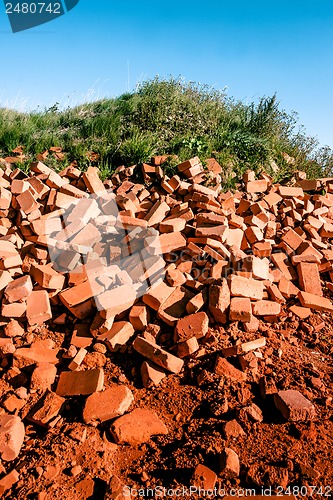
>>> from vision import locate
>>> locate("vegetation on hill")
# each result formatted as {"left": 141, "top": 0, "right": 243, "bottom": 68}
{"left": 0, "top": 77, "right": 332, "bottom": 186}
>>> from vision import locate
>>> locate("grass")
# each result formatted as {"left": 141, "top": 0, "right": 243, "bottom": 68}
{"left": 0, "top": 76, "right": 332, "bottom": 186}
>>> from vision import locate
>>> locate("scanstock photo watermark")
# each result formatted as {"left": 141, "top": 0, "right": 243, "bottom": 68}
{"left": 3, "top": 0, "right": 79, "bottom": 32}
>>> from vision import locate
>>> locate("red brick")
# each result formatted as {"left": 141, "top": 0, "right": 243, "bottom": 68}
{"left": 30, "top": 264, "right": 65, "bottom": 290}
{"left": 175, "top": 337, "right": 199, "bottom": 358}
{"left": 220, "top": 448, "right": 240, "bottom": 477}
{"left": 0, "top": 469, "right": 19, "bottom": 495}
{"left": 159, "top": 217, "right": 186, "bottom": 233}
{"left": 274, "top": 390, "right": 315, "bottom": 421}
{"left": 246, "top": 179, "right": 268, "bottom": 193}
{"left": 192, "top": 464, "right": 217, "bottom": 490}
{"left": 209, "top": 280, "right": 230, "bottom": 323}
{"left": 4, "top": 320, "right": 24, "bottom": 338}
{"left": 82, "top": 166, "right": 106, "bottom": 194}
{"left": 289, "top": 305, "right": 312, "bottom": 319}
{"left": 297, "top": 262, "right": 322, "bottom": 296}
{"left": 99, "top": 322, "right": 134, "bottom": 352}
{"left": 110, "top": 408, "right": 168, "bottom": 445}
{"left": 133, "top": 336, "right": 184, "bottom": 374}
{"left": 16, "top": 190, "right": 39, "bottom": 214}
{"left": 0, "top": 414, "right": 25, "bottom": 461}
{"left": 228, "top": 274, "right": 264, "bottom": 300}
{"left": 278, "top": 186, "right": 304, "bottom": 198}
{"left": 141, "top": 361, "right": 166, "bottom": 387}
{"left": 129, "top": 304, "right": 149, "bottom": 331}
{"left": 83, "top": 385, "right": 134, "bottom": 425}
{"left": 174, "top": 311, "right": 209, "bottom": 342}
{"left": 148, "top": 231, "right": 187, "bottom": 255}
{"left": 215, "top": 356, "right": 247, "bottom": 382}
{"left": 281, "top": 228, "right": 303, "bottom": 250}
{"left": 253, "top": 241, "right": 272, "bottom": 257}
{"left": 26, "top": 290, "right": 52, "bottom": 325}
{"left": 229, "top": 297, "right": 252, "bottom": 322}
{"left": 30, "top": 363, "right": 57, "bottom": 391}
{"left": 144, "top": 200, "right": 170, "bottom": 226}
{"left": 28, "top": 391, "right": 65, "bottom": 427}
{"left": 158, "top": 286, "right": 195, "bottom": 326}
{"left": 252, "top": 300, "right": 281, "bottom": 316}
{"left": 56, "top": 368, "right": 104, "bottom": 396}
{"left": 14, "top": 340, "right": 59, "bottom": 368}
{"left": 4, "top": 275, "right": 32, "bottom": 303}
{"left": 298, "top": 291, "right": 333, "bottom": 312}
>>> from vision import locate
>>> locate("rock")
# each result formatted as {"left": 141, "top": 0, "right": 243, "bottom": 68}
{"left": 220, "top": 447, "right": 240, "bottom": 477}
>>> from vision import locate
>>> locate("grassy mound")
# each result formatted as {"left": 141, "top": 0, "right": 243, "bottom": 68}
{"left": 0, "top": 77, "right": 332, "bottom": 185}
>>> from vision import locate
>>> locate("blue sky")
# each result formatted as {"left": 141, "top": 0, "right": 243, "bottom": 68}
{"left": 0, "top": 0, "right": 332, "bottom": 147}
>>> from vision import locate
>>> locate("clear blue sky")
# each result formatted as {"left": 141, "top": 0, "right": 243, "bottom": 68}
{"left": 0, "top": 0, "right": 332, "bottom": 147}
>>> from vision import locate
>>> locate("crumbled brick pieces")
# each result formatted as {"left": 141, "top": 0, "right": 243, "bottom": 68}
{"left": 0, "top": 414, "right": 25, "bottom": 461}
{"left": 110, "top": 408, "right": 168, "bottom": 444}
{"left": 56, "top": 368, "right": 104, "bottom": 396}
{"left": 297, "top": 262, "right": 322, "bottom": 296}
{"left": 274, "top": 390, "right": 316, "bottom": 421}
{"left": 83, "top": 385, "right": 134, "bottom": 425}
{"left": 4, "top": 275, "right": 32, "bottom": 303}
{"left": 133, "top": 336, "right": 184, "bottom": 374}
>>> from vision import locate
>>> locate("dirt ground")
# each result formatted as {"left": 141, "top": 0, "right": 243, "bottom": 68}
{"left": 3, "top": 299, "right": 333, "bottom": 500}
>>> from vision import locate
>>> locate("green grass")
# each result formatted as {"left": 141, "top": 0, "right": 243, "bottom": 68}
{"left": 0, "top": 76, "right": 332, "bottom": 185}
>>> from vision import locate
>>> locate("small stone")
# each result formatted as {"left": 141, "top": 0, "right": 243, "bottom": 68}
{"left": 192, "top": 464, "right": 217, "bottom": 490}
{"left": 223, "top": 419, "right": 246, "bottom": 439}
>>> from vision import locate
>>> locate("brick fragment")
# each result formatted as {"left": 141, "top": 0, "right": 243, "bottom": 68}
{"left": 82, "top": 166, "right": 106, "bottom": 194}
{"left": 220, "top": 448, "right": 240, "bottom": 477}
{"left": 141, "top": 361, "right": 166, "bottom": 387}
{"left": 56, "top": 368, "right": 104, "bottom": 396}
{"left": 30, "top": 363, "right": 57, "bottom": 391}
{"left": 110, "top": 408, "right": 168, "bottom": 445}
{"left": 209, "top": 280, "right": 230, "bottom": 323}
{"left": 192, "top": 464, "right": 217, "bottom": 490}
{"left": 14, "top": 339, "right": 59, "bottom": 368}
{"left": 274, "top": 389, "right": 316, "bottom": 421}
{"left": 246, "top": 179, "right": 268, "bottom": 193}
{"left": 4, "top": 320, "right": 24, "bottom": 338}
{"left": 289, "top": 305, "right": 312, "bottom": 319}
{"left": 158, "top": 286, "right": 194, "bottom": 326}
{"left": 129, "top": 304, "right": 148, "bottom": 332}
{"left": 174, "top": 312, "right": 209, "bottom": 342}
{"left": 83, "top": 385, "right": 134, "bottom": 425}
{"left": 0, "top": 469, "right": 19, "bottom": 495}
{"left": 228, "top": 274, "right": 264, "bottom": 300}
{"left": 4, "top": 275, "right": 32, "bottom": 303}
{"left": 30, "top": 264, "right": 65, "bottom": 290}
{"left": 28, "top": 391, "right": 65, "bottom": 427}
{"left": 229, "top": 297, "right": 252, "bottom": 322}
{"left": 26, "top": 290, "right": 52, "bottom": 325}
{"left": 298, "top": 291, "right": 333, "bottom": 312}
{"left": 99, "top": 321, "right": 134, "bottom": 351}
{"left": 133, "top": 336, "right": 184, "bottom": 374}
{"left": 297, "top": 262, "right": 322, "bottom": 296}
{"left": 215, "top": 357, "right": 247, "bottom": 382}
{"left": 0, "top": 414, "right": 25, "bottom": 461}
{"left": 252, "top": 300, "right": 281, "bottom": 316}
{"left": 278, "top": 186, "right": 304, "bottom": 198}
{"left": 175, "top": 337, "right": 200, "bottom": 358}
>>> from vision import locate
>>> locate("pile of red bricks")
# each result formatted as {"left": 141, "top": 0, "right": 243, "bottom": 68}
{"left": 0, "top": 154, "right": 332, "bottom": 493}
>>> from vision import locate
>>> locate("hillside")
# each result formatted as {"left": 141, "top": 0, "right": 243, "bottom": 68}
{"left": 1, "top": 77, "right": 332, "bottom": 186}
